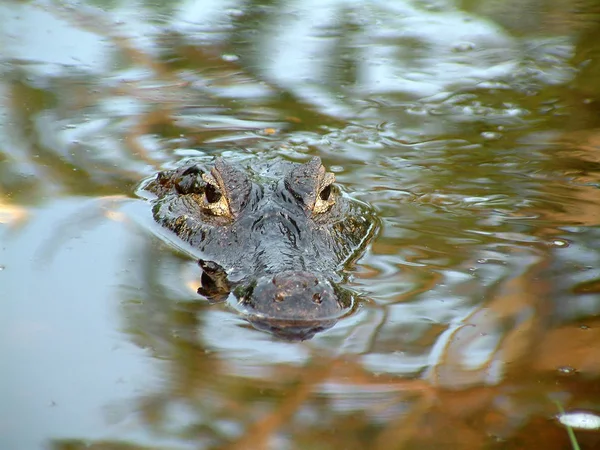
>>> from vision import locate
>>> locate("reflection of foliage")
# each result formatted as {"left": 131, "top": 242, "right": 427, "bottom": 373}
{"left": 50, "top": 440, "right": 163, "bottom": 450}
{"left": 4, "top": 76, "right": 142, "bottom": 201}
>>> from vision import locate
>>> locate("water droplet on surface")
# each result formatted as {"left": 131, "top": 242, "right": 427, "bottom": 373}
{"left": 557, "top": 366, "right": 577, "bottom": 376}
{"left": 221, "top": 54, "right": 239, "bottom": 62}
{"left": 551, "top": 239, "right": 569, "bottom": 248}
{"left": 481, "top": 131, "right": 502, "bottom": 141}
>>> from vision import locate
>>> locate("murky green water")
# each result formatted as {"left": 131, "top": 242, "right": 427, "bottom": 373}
{"left": 3, "top": 1, "right": 600, "bottom": 449}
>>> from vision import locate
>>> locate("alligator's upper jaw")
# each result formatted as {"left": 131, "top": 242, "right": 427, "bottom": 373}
{"left": 235, "top": 271, "right": 354, "bottom": 340}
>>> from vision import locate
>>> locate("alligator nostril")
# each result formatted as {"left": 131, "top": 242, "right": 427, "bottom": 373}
{"left": 312, "top": 292, "right": 322, "bottom": 304}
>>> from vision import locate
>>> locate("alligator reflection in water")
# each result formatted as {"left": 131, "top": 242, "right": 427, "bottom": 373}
{"left": 144, "top": 157, "right": 378, "bottom": 340}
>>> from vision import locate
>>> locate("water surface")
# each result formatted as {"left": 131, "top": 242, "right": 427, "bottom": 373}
{"left": 2, "top": 0, "right": 600, "bottom": 449}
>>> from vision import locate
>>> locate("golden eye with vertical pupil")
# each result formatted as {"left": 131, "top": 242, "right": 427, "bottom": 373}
{"left": 200, "top": 173, "right": 231, "bottom": 217}
{"left": 320, "top": 185, "right": 331, "bottom": 201}
{"left": 314, "top": 181, "right": 336, "bottom": 214}
{"left": 283, "top": 157, "right": 338, "bottom": 216}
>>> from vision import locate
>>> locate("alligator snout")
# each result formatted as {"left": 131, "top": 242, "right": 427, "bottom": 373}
{"left": 238, "top": 271, "right": 354, "bottom": 340}
{"left": 257, "top": 271, "right": 332, "bottom": 309}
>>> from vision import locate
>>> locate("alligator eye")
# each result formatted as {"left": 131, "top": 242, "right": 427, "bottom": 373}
{"left": 204, "top": 183, "right": 221, "bottom": 203}
{"left": 201, "top": 173, "right": 231, "bottom": 217}
{"left": 314, "top": 182, "right": 336, "bottom": 214}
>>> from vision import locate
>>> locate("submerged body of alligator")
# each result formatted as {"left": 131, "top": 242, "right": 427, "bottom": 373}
{"left": 144, "top": 156, "right": 377, "bottom": 340}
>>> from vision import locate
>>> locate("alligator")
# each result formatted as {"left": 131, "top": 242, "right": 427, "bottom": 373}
{"left": 144, "top": 156, "right": 378, "bottom": 340}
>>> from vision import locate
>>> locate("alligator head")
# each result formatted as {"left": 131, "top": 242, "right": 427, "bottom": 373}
{"left": 145, "top": 157, "right": 377, "bottom": 340}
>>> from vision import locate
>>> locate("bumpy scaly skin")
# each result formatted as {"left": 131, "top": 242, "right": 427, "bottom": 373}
{"left": 145, "top": 157, "right": 377, "bottom": 340}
